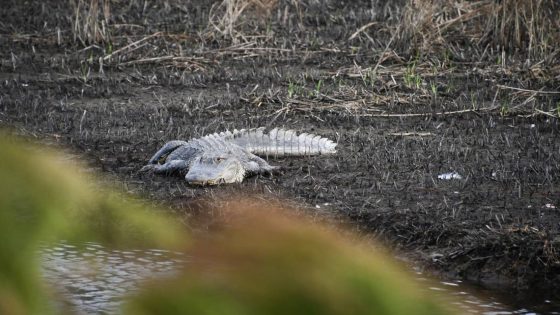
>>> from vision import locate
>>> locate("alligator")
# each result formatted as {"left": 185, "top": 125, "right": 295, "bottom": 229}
{"left": 141, "top": 127, "right": 337, "bottom": 185}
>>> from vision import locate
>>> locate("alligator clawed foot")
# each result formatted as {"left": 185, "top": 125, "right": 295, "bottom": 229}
{"left": 264, "top": 166, "right": 284, "bottom": 177}
{"left": 272, "top": 166, "right": 284, "bottom": 175}
{"left": 139, "top": 164, "right": 156, "bottom": 173}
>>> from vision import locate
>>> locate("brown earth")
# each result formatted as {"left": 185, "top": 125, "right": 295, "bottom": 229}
{"left": 1, "top": 0, "right": 560, "bottom": 306}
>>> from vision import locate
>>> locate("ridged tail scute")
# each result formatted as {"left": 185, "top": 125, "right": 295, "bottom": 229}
{"left": 217, "top": 127, "right": 337, "bottom": 157}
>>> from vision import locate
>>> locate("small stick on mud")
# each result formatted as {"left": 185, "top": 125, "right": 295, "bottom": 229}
{"left": 362, "top": 107, "right": 496, "bottom": 118}
{"left": 79, "top": 110, "right": 87, "bottom": 134}
{"left": 102, "top": 32, "right": 163, "bottom": 61}
{"left": 348, "top": 22, "right": 378, "bottom": 41}
{"left": 496, "top": 85, "right": 560, "bottom": 94}
{"left": 534, "top": 109, "right": 559, "bottom": 118}
{"left": 387, "top": 132, "right": 434, "bottom": 137}
{"left": 371, "top": 25, "right": 400, "bottom": 75}
{"left": 119, "top": 56, "right": 209, "bottom": 71}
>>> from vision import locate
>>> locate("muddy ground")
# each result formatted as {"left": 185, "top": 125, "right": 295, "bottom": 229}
{"left": 2, "top": 0, "right": 560, "bottom": 302}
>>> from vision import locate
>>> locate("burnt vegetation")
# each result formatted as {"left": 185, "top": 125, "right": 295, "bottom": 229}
{"left": 1, "top": 0, "right": 560, "bottom": 297}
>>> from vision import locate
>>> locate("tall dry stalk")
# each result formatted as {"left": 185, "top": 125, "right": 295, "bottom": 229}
{"left": 207, "top": 0, "right": 279, "bottom": 41}
{"left": 396, "top": 0, "right": 559, "bottom": 60}
{"left": 71, "top": 0, "right": 112, "bottom": 45}
{"left": 397, "top": 0, "right": 494, "bottom": 53}
{"left": 482, "top": 0, "right": 559, "bottom": 60}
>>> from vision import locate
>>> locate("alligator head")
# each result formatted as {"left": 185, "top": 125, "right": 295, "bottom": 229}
{"left": 185, "top": 153, "right": 246, "bottom": 186}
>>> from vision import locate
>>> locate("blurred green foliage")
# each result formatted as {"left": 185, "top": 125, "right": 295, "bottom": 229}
{"left": 0, "top": 134, "right": 456, "bottom": 315}
{"left": 125, "top": 202, "right": 457, "bottom": 315}
{"left": 0, "top": 135, "right": 186, "bottom": 315}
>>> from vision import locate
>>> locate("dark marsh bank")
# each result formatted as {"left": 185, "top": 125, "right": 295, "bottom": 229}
{"left": 1, "top": 0, "right": 560, "bottom": 303}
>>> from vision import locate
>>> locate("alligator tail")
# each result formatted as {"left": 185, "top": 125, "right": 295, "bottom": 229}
{"left": 219, "top": 128, "right": 337, "bottom": 157}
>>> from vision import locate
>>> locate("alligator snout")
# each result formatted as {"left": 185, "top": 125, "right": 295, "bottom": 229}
{"left": 185, "top": 173, "right": 221, "bottom": 186}
{"left": 185, "top": 169, "right": 230, "bottom": 186}
{"left": 185, "top": 177, "right": 225, "bottom": 186}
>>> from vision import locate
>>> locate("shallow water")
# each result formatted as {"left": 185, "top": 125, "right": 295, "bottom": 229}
{"left": 413, "top": 271, "right": 560, "bottom": 315}
{"left": 41, "top": 242, "right": 560, "bottom": 315}
{"left": 40, "top": 242, "right": 186, "bottom": 314}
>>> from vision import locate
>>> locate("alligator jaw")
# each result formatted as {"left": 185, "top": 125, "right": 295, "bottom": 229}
{"left": 185, "top": 156, "right": 245, "bottom": 186}
{"left": 185, "top": 170, "right": 231, "bottom": 186}
{"left": 185, "top": 178, "right": 222, "bottom": 186}
{"left": 185, "top": 176, "right": 229, "bottom": 186}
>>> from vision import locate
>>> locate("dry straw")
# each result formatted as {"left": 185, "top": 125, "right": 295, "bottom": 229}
{"left": 70, "top": 0, "right": 112, "bottom": 44}
{"left": 207, "top": 0, "right": 280, "bottom": 41}
{"left": 396, "top": 0, "right": 559, "bottom": 60}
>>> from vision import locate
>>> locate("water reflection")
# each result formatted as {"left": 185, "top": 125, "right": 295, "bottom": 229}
{"left": 40, "top": 242, "right": 185, "bottom": 314}
{"left": 41, "top": 242, "right": 558, "bottom": 315}
{"left": 414, "top": 270, "right": 560, "bottom": 315}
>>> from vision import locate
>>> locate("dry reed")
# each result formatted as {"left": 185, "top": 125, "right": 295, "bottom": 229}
{"left": 206, "top": 0, "right": 280, "bottom": 41}
{"left": 70, "top": 0, "right": 112, "bottom": 44}
{"left": 396, "top": 0, "right": 560, "bottom": 60}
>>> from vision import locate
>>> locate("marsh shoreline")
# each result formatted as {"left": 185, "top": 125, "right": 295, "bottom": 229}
{"left": 2, "top": 0, "right": 560, "bottom": 301}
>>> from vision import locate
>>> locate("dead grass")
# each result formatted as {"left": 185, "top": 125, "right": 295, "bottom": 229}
{"left": 483, "top": 0, "right": 560, "bottom": 60}
{"left": 396, "top": 0, "right": 560, "bottom": 61}
{"left": 207, "top": 0, "right": 280, "bottom": 42}
{"left": 70, "top": 0, "right": 112, "bottom": 45}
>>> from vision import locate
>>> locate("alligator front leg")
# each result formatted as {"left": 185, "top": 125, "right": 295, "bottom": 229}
{"left": 140, "top": 160, "right": 190, "bottom": 174}
{"left": 147, "top": 140, "right": 189, "bottom": 164}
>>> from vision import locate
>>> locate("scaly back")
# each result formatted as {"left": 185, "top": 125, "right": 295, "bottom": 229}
{"left": 211, "top": 127, "right": 337, "bottom": 157}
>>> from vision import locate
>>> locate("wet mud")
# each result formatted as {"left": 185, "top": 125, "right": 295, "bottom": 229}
{"left": 2, "top": 0, "right": 560, "bottom": 300}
